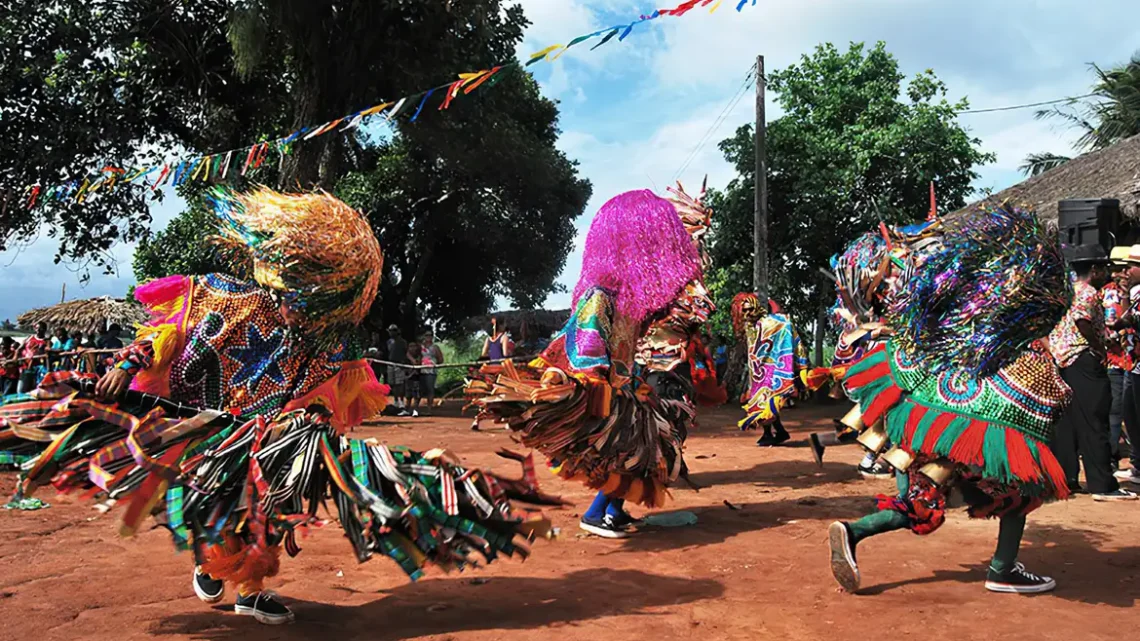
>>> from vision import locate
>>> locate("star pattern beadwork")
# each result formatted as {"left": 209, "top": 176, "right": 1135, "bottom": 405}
{"left": 227, "top": 323, "right": 289, "bottom": 394}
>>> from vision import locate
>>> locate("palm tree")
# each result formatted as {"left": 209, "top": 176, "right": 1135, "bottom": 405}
{"left": 1018, "top": 152, "right": 1072, "bottom": 177}
{"left": 1021, "top": 53, "right": 1140, "bottom": 175}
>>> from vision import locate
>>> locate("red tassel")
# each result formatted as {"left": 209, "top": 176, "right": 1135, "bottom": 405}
{"left": 1005, "top": 430, "right": 1041, "bottom": 483}
{"left": 948, "top": 419, "right": 988, "bottom": 467}
{"left": 1038, "top": 447, "right": 1071, "bottom": 500}
{"left": 918, "top": 413, "right": 955, "bottom": 454}
{"left": 903, "top": 402, "right": 924, "bottom": 443}
{"left": 844, "top": 360, "right": 890, "bottom": 390}
{"left": 863, "top": 384, "right": 902, "bottom": 425}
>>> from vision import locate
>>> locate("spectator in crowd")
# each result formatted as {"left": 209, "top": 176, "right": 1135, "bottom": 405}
{"left": 1113, "top": 246, "right": 1140, "bottom": 486}
{"left": 386, "top": 324, "right": 409, "bottom": 416}
{"left": 1049, "top": 245, "right": 1136, "bottom": 501}
{"left": 713, "top": 335, "right": 728, "bottom": 383}
{"left": 1, "top": 337, "right": 19, "bottom": 396}
{"left": 82, "top": 332, "right": 98, "bottom": 348}
{"left": 1102, "top": 262, "right": 1132, "bottom": 468}
{"left": 481, "top": 317, "right": 514, "bottom": 361}
{"left": 18, "top": 322, "right": 49, "bottom": 393}
{"left": 96, "top": 324, "right": 124, "bottom": 350}
{"left": 49, "top": 327, "right": 77, "bottom": 370}
{"left": 50, "top": 326, "right": 74, "bottom": 351}
{"left": 419, "top": 330, "right": 444, "bottom": 416}
{"left": 406, "top": 340, "right": 423, "bottom": 417}
{"left": 94, "top": 324, "right": 125, "bottom": 376}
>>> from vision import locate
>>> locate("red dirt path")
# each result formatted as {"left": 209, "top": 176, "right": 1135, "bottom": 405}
{"left": 1, "top": 401, "right": 1137, "bottom": 641}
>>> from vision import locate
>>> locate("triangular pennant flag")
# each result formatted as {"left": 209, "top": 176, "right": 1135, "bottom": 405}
{"left": 526, "top": 44, "right": 563, "bottom": 66}
{"left": 591, "top": 28, "right": 621, "bottom": 50}
{"left": 386, "top": 97, "right": 408, "bottom": 121}
{"left": 464, "top": 66, "right": 502, "bottom": 94}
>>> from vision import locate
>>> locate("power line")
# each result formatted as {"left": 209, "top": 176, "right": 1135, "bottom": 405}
{"left": 957, "top": 93, "right": 1096, "bottom": 114}
{"left": 672, "top": 63, "right": 757, "bottom": 183}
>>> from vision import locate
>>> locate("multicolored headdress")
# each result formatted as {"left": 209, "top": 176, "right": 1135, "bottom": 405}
{"left": 211, "top": 186, "right": 383, "bottom": 334}
{"left": 731, "top": 292, "right": 762, "bottom": 338}
{"left": 573, "top": 189, "right": 702, "bottom": 323}
{"left": 666, "top": 178, "right": 712, "bottom": 268}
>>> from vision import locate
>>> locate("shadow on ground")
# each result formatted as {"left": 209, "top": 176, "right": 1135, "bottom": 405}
{"left": 857, "top": 522, "right": 1139, "bottom": 607}
{"left": 150, "top": 568, "right": 724, "bottom": 640}
{"left": 611, "top": 494, "right": 875, "bottom": 554}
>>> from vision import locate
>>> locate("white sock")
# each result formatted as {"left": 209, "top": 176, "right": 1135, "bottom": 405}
{"left": 860, "top": 452, "right": 875, "bottom": 467}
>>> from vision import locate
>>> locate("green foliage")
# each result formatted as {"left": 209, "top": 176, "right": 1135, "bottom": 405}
{"left": 1, "top": 0, "right": 289, "bottom": 270}
{"left": 709, "top": 42, "right": 993, "bottom": 338}
{"left": 1025, "top": 53, "right": 1140, "bottom": 173}
{"left": 336, "top": 69, "right": 591, "bottom": 334}
{"left": 1019, "top": 152, "right": 1072, "bottom": 177}
{"left": 8, "top": 0, "right": 589, "bottom": 334}
{"left": 435, "top": 335, "right": 482, "bottom": 394}
{"left": 132, "top": 189, "right": 229, "bottom": 283}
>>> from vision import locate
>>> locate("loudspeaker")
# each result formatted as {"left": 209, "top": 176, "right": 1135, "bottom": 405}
{"left": 1058, "top": 199, "right": 1122, "bottom": 251}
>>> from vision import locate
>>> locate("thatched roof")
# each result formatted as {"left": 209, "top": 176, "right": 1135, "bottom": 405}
{"left": 958, "top": 133, "right": 1140, "bottom": 222}
{"left": 462, "top": 309, "right": 570, "bottom": 340}
{"left": 18, "top": 296, "right": 147, "bottom": 335}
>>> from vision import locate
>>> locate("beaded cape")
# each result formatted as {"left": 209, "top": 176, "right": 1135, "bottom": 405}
{"left": 130, "top": 273, "right": 386, "bottom": 431}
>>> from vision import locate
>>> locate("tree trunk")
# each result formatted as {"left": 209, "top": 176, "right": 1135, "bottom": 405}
{"left": 280, "top": 84, "right": 325, "bottom": 188}
{"left": 815, "top": 294, "right": 827, "bottom": 367}
{"left": 724, "top": 340, "right": 749, "bottom": 402}
{"left": 401, "top": 244, "right": 434, "bottom": 336}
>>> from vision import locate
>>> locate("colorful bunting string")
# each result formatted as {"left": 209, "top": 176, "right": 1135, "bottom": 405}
{"left": 14, "top": 0, "right": 752, "bottom": 209}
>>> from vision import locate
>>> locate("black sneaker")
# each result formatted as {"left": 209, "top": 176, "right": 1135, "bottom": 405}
{"left": 757, "top": 432, "right": 791, "bottom": 447}
{"left": 235, "top": 592, "right": 295, "bottom": 625}
{"left": 579, "top": 514, "right": 629, "bottom": 539}
{"left": 984, "top": 563, "right": 1056, "bottom": 594}
{"left": 858, "top": 461, "right": 893, "bottom": 479}
{"left": 810, "top": 433, "right": 826, "bottom": 468}
{"left": 827, "top": 521, "right": 860, "bottom": 593}
{"left": 1092, "top": 488, "right": 1139, "bottom": 502}
{"left": 192, "top": 566, "right": 224, "bottom": 604}
{"left": 611, "top": 510, "right": 643, "bottom": 529}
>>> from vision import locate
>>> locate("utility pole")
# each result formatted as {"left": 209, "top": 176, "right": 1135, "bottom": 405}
{"left": 60, "top": 283, "right": 66, "bottom": 304}
{"left": 753, "top": 55, "right": 769, "bottom": 307}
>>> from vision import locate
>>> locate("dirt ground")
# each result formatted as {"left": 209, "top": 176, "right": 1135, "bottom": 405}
{"left": 1, "top": 400, "right": 1137, "bottom": 641}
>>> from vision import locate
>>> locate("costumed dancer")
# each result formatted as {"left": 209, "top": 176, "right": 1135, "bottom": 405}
{"left": 466, "top": 317, "right": 516, "bottom": 430}
{"left": 808, "top": 222, "right": 942, "bottom": 477}
{"left": 2, "top": 187, "right": 557, "bottom": 624}
{"left": 734, "top": 293, "right": 820, "bottom": 446}
{"left": 469, "top": 187, "right": 714, "bottom": 539}
{"left": 826, "top": 203, "right": 1073, "bottom": 595}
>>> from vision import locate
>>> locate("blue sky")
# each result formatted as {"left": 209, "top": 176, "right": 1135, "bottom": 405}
{"left": 3, "top": 0, "right": 1138, "bottom": 323}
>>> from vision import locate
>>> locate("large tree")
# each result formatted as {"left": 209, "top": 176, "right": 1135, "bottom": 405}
{"left": 8, "top": 0, "right": 590, "bottom": 331}
{"left": 1022, "top": 53, "right": 1140, "bottom": 176}
{"left": 136, "top": 70, "right": 591, "bottom": 333}
{"left": 707, "top": 42, "right": 993, "bottom": 361}
{"left": 1, "top": 0, "right": 287, "bottom": 270}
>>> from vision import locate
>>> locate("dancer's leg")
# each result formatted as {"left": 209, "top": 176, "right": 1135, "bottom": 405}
{"left": 984, "top": 514, "right": 1055, "bottom": 593}
{"left": 580, "top": 491, "right": 628, "bottom": 539}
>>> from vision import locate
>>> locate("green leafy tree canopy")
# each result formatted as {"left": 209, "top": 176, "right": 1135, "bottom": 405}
{"left": 707, "top": 42, "right": 993, "bottom": 351}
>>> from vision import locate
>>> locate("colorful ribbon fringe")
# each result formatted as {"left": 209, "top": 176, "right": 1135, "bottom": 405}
{"left": 15, "top": 0, "right": 755, "bottom": 209}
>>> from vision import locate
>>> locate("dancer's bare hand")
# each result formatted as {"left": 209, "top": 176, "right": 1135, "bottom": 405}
{"left": 95, "top": 368, "right": 132, "bottom": 401}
